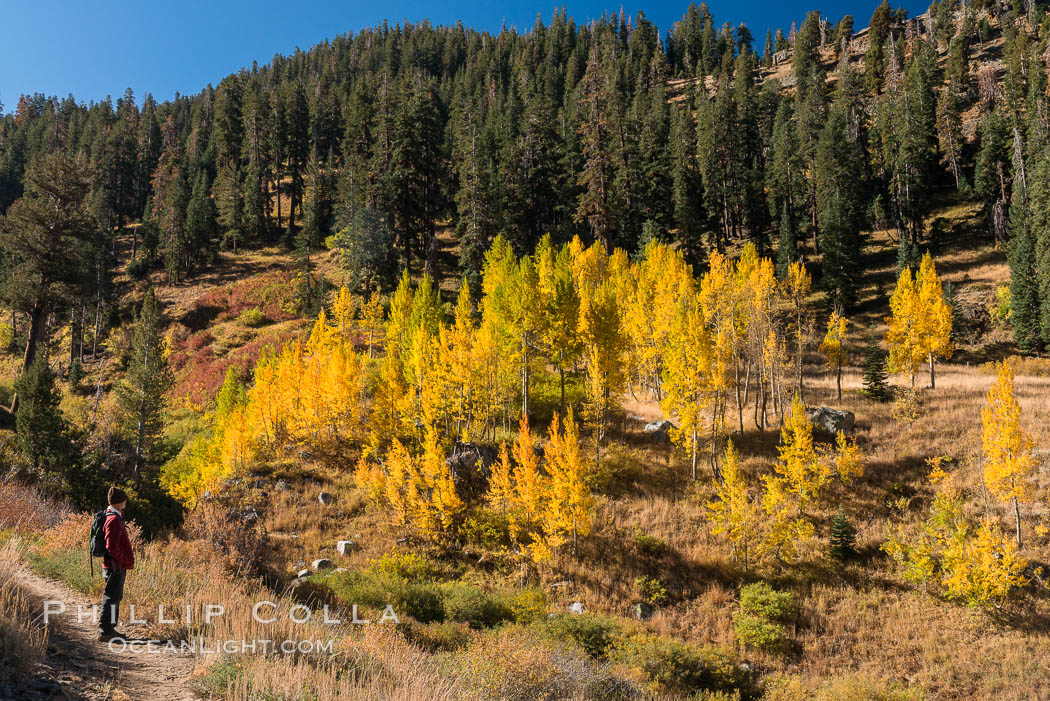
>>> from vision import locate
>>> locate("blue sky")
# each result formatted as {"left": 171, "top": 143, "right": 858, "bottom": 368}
{"left": 0, "top": 0, "right": 926, "bottom": 110}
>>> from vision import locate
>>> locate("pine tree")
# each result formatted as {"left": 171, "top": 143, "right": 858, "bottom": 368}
{"left": 117, "top": 288, "right": 174, "bottom": 472}
{"left": 185, "top": 169, "right": 217, "bottom": 266}
{"left": 814, "top": 109, "right": 865, "bottom": 308}
{"left": 0, "top": 152, "right": 95, "bottom": 393}
{"left": 861, "top": 331, "right": 891, "bottom": 402}
{"left": 829, "top": 509, "right": 857, "bottom": 561}
{"left": 15, "top": 356, "right": 75, "bottom": 475}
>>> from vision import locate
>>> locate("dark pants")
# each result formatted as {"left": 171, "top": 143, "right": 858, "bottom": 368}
{"left": 98, "top": 567, "right": 126, "bottom": 634}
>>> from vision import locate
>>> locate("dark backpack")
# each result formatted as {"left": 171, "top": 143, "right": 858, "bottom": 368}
{"left": 88, "top": 509, "right": 116, "bottom": 575}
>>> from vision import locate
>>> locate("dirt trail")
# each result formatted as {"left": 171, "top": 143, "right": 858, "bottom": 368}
{"left": 10, "top": 568, "right": 197, "bottom": 701}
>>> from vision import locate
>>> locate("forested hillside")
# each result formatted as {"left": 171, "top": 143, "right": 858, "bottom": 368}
{"left": 2, "top": 0, "right": 1050, "bottom": 699}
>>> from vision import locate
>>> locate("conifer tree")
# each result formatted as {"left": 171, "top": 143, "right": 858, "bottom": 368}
{"left": 15, "top": 356, "right": 75, "bottom": 475}
{"left": 861, "top": 331, "right": 891, "bottom": 402}
{"left": 117, "top": 288, "right": 173, "bottom": 472}
{"left": 829, "top": 509, "right": 857, "bottom": 561}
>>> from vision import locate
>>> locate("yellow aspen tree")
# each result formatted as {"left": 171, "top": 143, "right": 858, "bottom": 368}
{"left": 759, "top": 476, "right": 814, "bottom": 564}
{"left": 661, "top": 288, "right": 716, "bottom": 481}
{"left": 542, "top": 410, "right": 593, "bottom": 556}
{"left": 940, "top": 520, "right": 1027, "bottom": 608}
{"left": 572, "top": 239, "right": 625, "bottom": 465}
{"left": 359, "top": 290, "right": 384, "bottom": 358}
{"left": 382, "top": 438, "right": 416, "bottom": 536}
{"left": 819, "top": 311, "right": 849, "bottom": 400}
{"left": 414, "top": 428, "right": 463, "bottom": 538}
{"left": 982, "top": 362, "right": 1036, "bottom": 547}
{"left": 886, "top": 266, "right": 923, "bottom": 387}
{"left": 834, "top": 430, "right": 864, "bottom": 484}
{"left": 623, "top": 240, "right": 694, "bottom": 401}
{"left": 914, "top": 252, "right": 954, "bottom": 389}
{"left": 331, "top": 286, "right": 357, "bottom": 337}
{"left": 706, "top": 441, "right": 761, "bottom": 571}
{"left": 509, "top": 255, "right": 543, "bottom": 418}
{"left": 537, "top": 238, "right": 582, "bottom": 412}
{"left": 445, "top": 281, "right": 481, "bottom": 439}
{"left": 743, "top": 255, "right": 778, "bottom": 430}
{"left": 773, "top": 394, "right": 828, "bottom": 515}
{"left": 487, "top": 442, "right": 515, "bottom": 516}
{"left": 783, "top": 261, "right": 812, "bottom": 398}
{"left": 480, "top": 236, "right": 520, "bottom": 432}
{"left": 510, "top": 414, "right": 545, "bottom": 545}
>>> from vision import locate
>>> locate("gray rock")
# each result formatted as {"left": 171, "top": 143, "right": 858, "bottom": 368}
{"left": 446, "top": 441, "right": 499, "bottom": 498}
{"left": 318, "top": 491, "right": 334, "bottom": 506}
{"left": 296, "top": 568, "right": 310, "bottom": 578}
{"left": 396, "top": 536, "right": 409, "bottom": 545}
{"left": 251, "top": 478, "right": 265, "bottom": 489}
{"left": 336, "top": 540, "right": 360, "bottom": 556}
{"left": 568, "top": 601, "right": 584, "bottom": 614}
{"left": 242, "top": 508, "right": 259, "bottom": 524}
{"left": 643, "top": 420, "right": 675, "bottom": 443}
{"left": 805, "top": 407, "right": 855, "bottom": 435}
{"left": 632, "top": 602, "right": 654, "bottom": 620}
{"left": 312, "top": 558, "right": 335, "bottom": 572}
{"left": 550, "top": 580, "right": 569, "bottom": 588}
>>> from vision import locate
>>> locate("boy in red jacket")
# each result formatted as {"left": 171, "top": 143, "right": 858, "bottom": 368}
{"left": 98, "top": 487, "right": 135, "bottom": 641}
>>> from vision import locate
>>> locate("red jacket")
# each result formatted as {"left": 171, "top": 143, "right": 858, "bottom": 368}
{"left": 102, "top": 508, "right": 134, "bottom": 571}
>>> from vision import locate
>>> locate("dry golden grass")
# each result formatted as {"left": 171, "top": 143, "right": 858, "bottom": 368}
{"left": 0, "top": 540, "right": 49, "bottom": 684}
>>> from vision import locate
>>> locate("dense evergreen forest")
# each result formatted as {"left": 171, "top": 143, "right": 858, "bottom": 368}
{"left": 3, "top": 0, "right": 1049, "bottom": 352}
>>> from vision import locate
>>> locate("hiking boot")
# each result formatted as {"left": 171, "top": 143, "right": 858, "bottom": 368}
{"left": 99, "top": 631, "right": 125, "bottom": 642}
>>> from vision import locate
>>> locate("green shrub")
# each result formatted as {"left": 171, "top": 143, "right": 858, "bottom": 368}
{"left": 634, "top": 575, "right": 668, "bottom": 605}
{"left": 612, "top": 634, "right": 747, "bottom": 696}
{"left": 0, "top": 323, "right": 13, "bottom": 350}
{"left": 633, "top": 532, "right": 669, "bottom": 556}
{"left": 442, "top": 582, "right": 514, "bottom": 628}
{"left": 544, "top": 613, "right": 624, "bottom": 659}
{"left": 508, "top": 587, "right": 548, "bottom": 623}
{"left": 367, "top": 551, "right": 435, "bottom": 582}
{"left": 237, "top": 307, "right": 268, "bottom": 328}
{"left": 461, "top": 510, "right": 510, "bottom": 549}
{"left": 733, "top": 613, "right": 786, "bottom": 652}
{"left": 738, "top": 582, "right": 795, "bottom": 623}
{"left": 395, "top": 583, "right": 445, "bottom": 623}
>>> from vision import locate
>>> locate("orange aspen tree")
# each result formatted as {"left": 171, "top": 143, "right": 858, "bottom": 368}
{"left": 414, "top": 428, "right": 463, "bottom": 538}
{"left": 819, "top": 310, "right": 848, "bottom": 400}
{"left": 487, "top": 442, "right": 514, "bottom": 516}
{"left": 541, "top": 411, "right": 593, "bottom": 556}
{"left": 981, "top": 362, "right": 1035, "bottom": 547}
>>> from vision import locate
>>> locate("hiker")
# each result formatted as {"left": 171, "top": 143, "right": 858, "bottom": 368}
{"left": 97, "top": 487, "right": 134, "bottom": 641}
